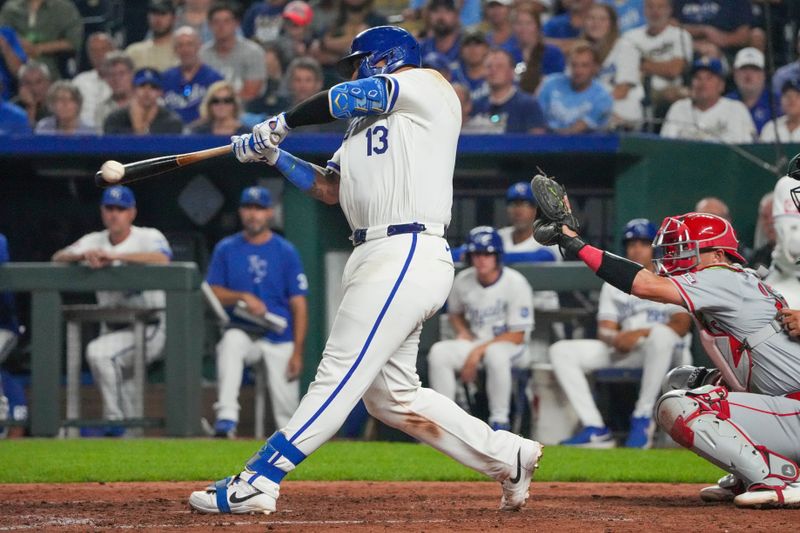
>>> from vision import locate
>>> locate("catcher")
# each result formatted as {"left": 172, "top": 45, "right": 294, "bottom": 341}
{"left": 531, "top": 173, "right": 800, "bottom": 508}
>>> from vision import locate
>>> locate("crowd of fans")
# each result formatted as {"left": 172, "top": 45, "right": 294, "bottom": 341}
{"left": 0, "top": 0, "right": 797, "bottom": 141}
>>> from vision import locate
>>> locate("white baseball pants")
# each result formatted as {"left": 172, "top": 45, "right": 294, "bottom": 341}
{"left": 270, "top": 234, "right": 523, "bottom": 481}
{"left": 85, "top": 324, "right": 165, "bottom": 420}
{"left": 214, "top": 328, "right": 299, "bottom": 428}
{"left": 549, "top": 323, "right": 688, "bottom": 427}
{"left": 427, "top": 339, "right": 529, "bottom": 426}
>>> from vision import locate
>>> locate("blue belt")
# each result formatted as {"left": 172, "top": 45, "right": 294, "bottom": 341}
{"left": 351, "top": 223, "right": 428, "bottom": 246}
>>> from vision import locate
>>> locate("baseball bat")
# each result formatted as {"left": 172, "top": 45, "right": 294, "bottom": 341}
{"left": 94, "top": 144, "right": 232, "bottom": 188}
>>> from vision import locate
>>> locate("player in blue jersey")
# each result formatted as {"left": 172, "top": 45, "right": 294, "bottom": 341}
{"left": 206, "top": 186, "right": 308, "bottom": 438}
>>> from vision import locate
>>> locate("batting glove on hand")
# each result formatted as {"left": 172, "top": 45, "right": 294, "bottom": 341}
{"left": 253, "top": 112, "right": 291, "bottom": 152}
{"left": 231, "top": 134, "right": 278, "bottom": 165}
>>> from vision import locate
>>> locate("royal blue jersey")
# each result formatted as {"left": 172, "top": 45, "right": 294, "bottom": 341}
{"left": 471, "top": 89, "right": 546, "bottom": 133}
{"left": 0, "top": 234, "right": 18, "bottom": 333}
{"left": 206, "top": 232, "right": 308, "bottom": 343}
{"left": 726, "top": 88, "right": 779, "bottom": 134}
{"left": 673, "top": 0, "right": 752, "bottom": 32}
{"left": 161, "top": 64, "right": 224, "bottom": 124}
{"left": 542, "top": 14, "right": 581, "bottom": 39}
{"left": 0, "top": 27, "right": 26, "bottom": 100}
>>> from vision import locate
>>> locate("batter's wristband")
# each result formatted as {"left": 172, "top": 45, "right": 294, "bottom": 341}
{"left": 275, "top": 150, "right": 315, "bottom": 191}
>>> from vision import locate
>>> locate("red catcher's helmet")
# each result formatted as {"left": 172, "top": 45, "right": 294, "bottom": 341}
{"left": 652, "top": 212, "right": 746, "bottom": 275}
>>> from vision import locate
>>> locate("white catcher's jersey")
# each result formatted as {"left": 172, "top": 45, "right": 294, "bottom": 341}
{"left": 448, "top": 267, "right": 534, "bottom": 342}
{"left": 64, "top": 226, "right": 172, "bottom": 310}
{"left": 597, "top": 281, "right": 685, "bottom": 331}
{"left": 326, "top": 68, "right": 461, "bottom": 230}
{"left": 670, "top": 265, "right": 800, "bottom": 395}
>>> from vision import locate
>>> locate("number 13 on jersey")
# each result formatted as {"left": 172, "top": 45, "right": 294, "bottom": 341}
{"left": 366, "top": 126, "right": 388, "bottom": 156}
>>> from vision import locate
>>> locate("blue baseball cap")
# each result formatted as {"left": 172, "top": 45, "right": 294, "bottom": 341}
{"left": 506, "top": 181, "right": 536, "bottom": 204}
{"left": 691, "top": 57, "right": 725, "bottom": 79}
{"left": 240, "top": 186, "right": 272, "bottom": 208}
{"left": 101, "top": 186, "right": 136, "bottom": 208}
{"left": 134, "top": 68, "right": 162, "bottom": 89}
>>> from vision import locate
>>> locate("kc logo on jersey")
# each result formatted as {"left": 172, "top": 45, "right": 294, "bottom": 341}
{"left": 248, "top": 255, "right": 268, "bottom": 284}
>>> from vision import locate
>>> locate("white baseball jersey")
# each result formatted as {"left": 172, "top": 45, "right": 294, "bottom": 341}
{"left": 759, "top": 117, "right": 800, "bottom": 143}
{"left": 326, "top": 69, "right": 461, "bottom": 230}
{"left": 770, "top": 176, "right": 800, "bottom": 276}
{"left": 598, "top": 38, "right": 645, "bottom": 123}
{"left": 64, "top": 226, "right": 172, "bottom": 310}
{"left": 669, "top": 265, "right": 800, "bottom": 395}
{"left": 597, "top": 281, "right": 685, "bottom": 331}
{"left": 448, "top": 267, "right": 534, "bottom": 342}
{"left": 660, "top": 97, "right": 756, "bottom": 144}
{"left": 623, "top": 25, "right": 693, "bottom": 92}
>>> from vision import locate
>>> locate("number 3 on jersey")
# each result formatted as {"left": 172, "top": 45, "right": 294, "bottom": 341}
{"left": 366, "top": 126, "right": 388, "bottom": 156}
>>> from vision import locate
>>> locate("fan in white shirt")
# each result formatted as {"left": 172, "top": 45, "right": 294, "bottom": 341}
{"left": 760, "top": 80, "right": 800, "bottom": 143}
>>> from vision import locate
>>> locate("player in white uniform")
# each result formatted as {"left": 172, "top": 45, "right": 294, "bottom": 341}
{"left": 428, "top": 226, "right": 534, "bottom": 431}
{"left": 765, "top": 171, "right": 800, "bottom": 307}
{"left": 189, "top": 26, "right": 543, "bottom": 515}
{"left": 549, "top": 219, "right": 691, "bottom": 449}
{"left": 52, "top": 186, "right": 172, "bottom": 434}
{"left": 537, "top": 176, "right": 800, "bottom": 507}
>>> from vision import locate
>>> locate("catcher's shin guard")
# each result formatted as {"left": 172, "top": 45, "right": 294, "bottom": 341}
{"left": 656, "top": 386, "right": 799, "bottom": 491}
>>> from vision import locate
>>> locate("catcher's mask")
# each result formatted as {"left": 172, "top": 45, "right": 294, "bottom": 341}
{"left": 652, "top": 212, "right": 745, "bottom": 275}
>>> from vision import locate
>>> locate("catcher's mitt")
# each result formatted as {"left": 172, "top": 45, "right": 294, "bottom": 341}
{"left": 530, "top": 173, "right": 579, "bottom": 231}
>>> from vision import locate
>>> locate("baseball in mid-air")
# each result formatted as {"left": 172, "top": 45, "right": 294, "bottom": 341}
{"left": 100, "top": 160, "right": 125, "bottom": 183}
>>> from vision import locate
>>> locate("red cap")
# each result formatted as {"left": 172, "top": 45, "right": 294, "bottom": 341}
{"left": 283, "top": 1, "right": 313, "bottom": 26}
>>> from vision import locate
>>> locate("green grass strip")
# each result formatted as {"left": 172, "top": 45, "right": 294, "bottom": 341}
{"left": 0, "top": 439, "right": 724, "bottom": 484}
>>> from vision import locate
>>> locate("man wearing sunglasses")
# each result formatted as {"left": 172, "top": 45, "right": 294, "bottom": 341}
{"left": 52, "top": 186, "right": 172, "bottom": 436}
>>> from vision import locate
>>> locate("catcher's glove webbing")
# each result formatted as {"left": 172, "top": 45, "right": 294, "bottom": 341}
{"left": 530, "top": 172, "right": 584, "bottom": 257}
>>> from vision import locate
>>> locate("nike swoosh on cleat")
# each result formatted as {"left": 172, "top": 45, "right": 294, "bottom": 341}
{"left": 509, "top": 450, "right": 522, "bottom": 484}
{"left": 229, "top": 491, "right": 263, "bottom": 504}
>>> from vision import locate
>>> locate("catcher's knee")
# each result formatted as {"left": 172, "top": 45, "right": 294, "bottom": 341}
{"left": 655, "top": 389, "right": 701, "bottom": 448}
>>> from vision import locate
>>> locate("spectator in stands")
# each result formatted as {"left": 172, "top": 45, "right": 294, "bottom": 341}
{"left": 543, "top": 0, "right": 594, "bottom": 54}
{"left": 311, "top": 0, "right": 388, "bottom": 83}
{"left": 52, "top": 186, "right": 171, "bottom": 436}
{"left": 418, "top": 0, "right": 462, "bottom": 71}
{"left": 452, "top": 82, "right": 472, "bottom": 126}
{"left": 583, "top": 3, "right": 644, "bottom": 129}
{"left": 176, "top": 0, "right": 214, "bottom": 44}
{"left": 694, "top": 196, "right": 731, "bottom": 220}
{"left": 189, "top": 80, "right": 248, "bottom": 135}
{"left": 598, "top": 0, "right": 644, "bottom": 33}
{"left": 277, "top": 1, "right": 314, "bottom": 64}
{"left": 427, "top": 226, "right": 534, "bottom": 432}
{"left": 0, "top": 0, "right": 83, "bottom": 79}
{"left": 12, "top": 61, "right": 51, "bottom": 126}
{"left": 660, "top": 57, "right": 756, "bottom": 143}
{"left": 0, "top": 79, "right": 29, "bottom": 133}
{"left": 452, "top": 30, "right": 489, "bottom": 102}
{"left": 243, "top": 0, "right": 288, "bottom": 46}
{"left": 405, "top": 0, "right": 481, "bottom": 30}
{"left": 422, "top": 51, "right": 453, "bottom": 81}
{"left": 726, "top": 47, "right": 775, "bottom": 135}
{"left": 162, "top": 26, "right": 224, "bottom": 125}
{"left": 103, "top": 68, "right": 183, "bottom": 135}
{"left": 201, "top": 2, "right": 267, "bottom": 104}
{"left": 206, "top": 186, "right": 308, "bottom": 438}
{"left": 537, "top": 41, "right": 613, "bottom": 133}
{"left": 34, "top": 80, "right": 95, "bottom": 134}
{"left": 242, "top": 43, "right": 286, "bottom": 124}
{"left": 772, "top": 30, "right": 800, "bottom": 98}
{"left": 0, "top": 25, "right": 27, "bottom": 99}
{"left": 72, "top": 32, "right": 115, "bottom": 130}
{"left": 126, "top": 0, "right": 179, "bottom": 73}
{"left": 466, "top": 48, "right": 546, "bottom": 134}
{"left": 672, "top": 0, "right": 752, "bottom": 59}
{"left": 95, "top": 52, "right": 135, "bottom": 130}
{"left": 760, "top": 79, "right": 800, "bottom": 143}
{"left": 624, "top": 0, "right": 692, "bottom": 124}
{"left": 485, "top": 0, "right": 514, "bottom": 51}
{"left": 510, "top": 7, "right": 565, "bottom": 94}
{"left": 551, "top": 219, "right": 692, "bottom": 448}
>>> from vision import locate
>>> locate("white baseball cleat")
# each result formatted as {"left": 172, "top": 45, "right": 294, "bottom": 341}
{"left": 733, "top": 483, "right": 800, "bottom": 509}
{"left": 189, "top": 475, "right": 278, "bottom": 514}
{"left": 699, "top": 473, "right": 744, "bottom": 502}
{"left": 499, "top": 439, "right": 543, "bottom": 511}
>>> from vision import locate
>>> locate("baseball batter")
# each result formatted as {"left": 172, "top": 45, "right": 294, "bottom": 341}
{"left": 52, "top": 186, "right": 172, "bottom": 432}
{"left": 428, "top": 226, "right": 534, "bottom": 431}
{"left": 207, "top": 186, "right": 308, "bottom": 437}
{"left": 550, "top": 219, "right": 691, "bottom": 449}
{"left": 189, "top": 26, "right": 543, "bottom": 515}
{"left": 532, "top": 172, "right": 800, "bottom": 508}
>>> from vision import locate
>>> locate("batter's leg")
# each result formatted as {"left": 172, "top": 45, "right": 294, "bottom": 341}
{"left": 259, "top": 340, "right": 300, "bottom": 428}
{"left": 214, "top": 329, "right": 262, "bottom": 424}
{"left": 426, "top": 339, "right": 476, "bottom": 401}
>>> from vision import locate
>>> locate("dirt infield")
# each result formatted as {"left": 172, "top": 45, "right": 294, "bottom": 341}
{"left": 2, "top": 481, "right": 799, "bottom": 531}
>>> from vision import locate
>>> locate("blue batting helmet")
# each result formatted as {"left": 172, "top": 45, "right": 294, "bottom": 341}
{"left": 336, "top": 25, "right": 421, "bottom": 80}
{"left": 622, "top": 218, "right": 657, "bottom": 244}
{"left": 465, "top": 226, "right": 504, "bottom": 257}
{"left": 506, "top": 181, "right": 536, "bottom": 204}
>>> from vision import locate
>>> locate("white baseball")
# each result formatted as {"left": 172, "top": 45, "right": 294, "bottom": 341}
{"left": 101, "top": 160, "right": 126, "bottom": 183}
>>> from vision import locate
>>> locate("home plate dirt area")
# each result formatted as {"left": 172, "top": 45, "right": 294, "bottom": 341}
{"left": 2, "top": 481, "right": 799, "bottom": 531}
